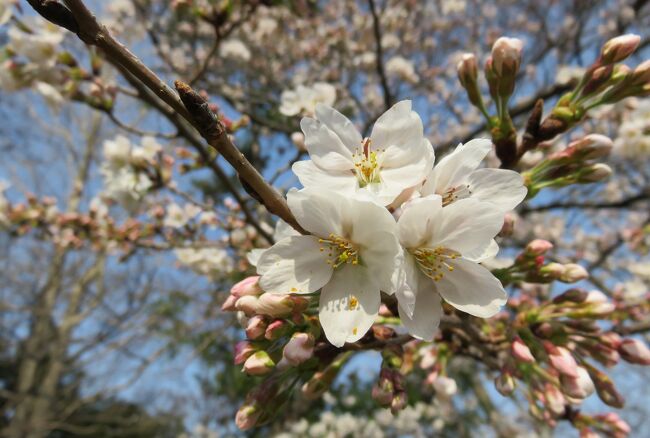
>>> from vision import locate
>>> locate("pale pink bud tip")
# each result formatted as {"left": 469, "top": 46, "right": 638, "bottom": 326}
{"left": 526, "top": 239, "right": 554, "bottom": 256}
{"left": 491, "top": 37, "right": 524, "bottom": 75}
{"left": 283, "top": 332, "right": 315, "bottom": 366}
{"left": 512, "top": 337, "right": 536, "bottom": 363}
{"left": 235, "top": 405, "right": 260, "bottom": 430}
{"left": 619, "top": 338, "right": 650, "bottom": 365}
{"left": 560, "top": 263, "right": 589, "bottom": 283}
{"left": 243, "top": 351, "right": 275, "bottom": 375}
{"left": 601, "top": 34, "right": 640, "bottom": 64}
{"left": 221, "top": 294, "right": 238, "bottom": 311}
{"left": 231, "top": 276, "right": 262, "bottom": 297}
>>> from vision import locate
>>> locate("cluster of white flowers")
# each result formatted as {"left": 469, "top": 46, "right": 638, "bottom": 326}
{"left": 279, "top": 83, "right": 337, "bottom": 117}
{"left": 164, "top": 203, "right": 202, "bottom": 228}
{"left": 0, "top": 19, "right": 64, "bottom": 100}
{"left": 256, "top": 101, "right": 526, "bottom": 346}
{"left": 100, "top": 135, "right": 161, "bottom": 211}
{"left": 220, "top": 39, "right": 252, "bottom": 62}
{"left": 273, "top": 401, "right": 446, "bottom": 438}
{"left": 175, "top": 247, "right": 234, "bottom": 279}
{"left": 614, "top": 99, "right": 650, "bottom": 158}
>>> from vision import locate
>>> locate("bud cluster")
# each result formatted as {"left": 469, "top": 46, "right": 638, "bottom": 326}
{"left": 522, "top": 134, "right": 614, "bottom": 198}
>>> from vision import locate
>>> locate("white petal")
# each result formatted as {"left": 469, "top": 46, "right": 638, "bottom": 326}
{"left": 422, "top": 138, "right": 492, "bottom": 195}
{"left": 467, "top": 168, "right": 527, "bottom": 211}
{"left": 292, "top": 160, "right": 354, "bottom": 195}
{"left": 319, "top": 265, "right": 380, "bottom": 347}
{"left": 300, "top": 117, "right": 354, "bottom": 171}
{"left": 257, "top": 235, "right": 332, "bottom": 294}
{"left": 314, "top": 104, "right": 361, "bottom": 150}
{"left": 394, "top": 252, "right": 422, "bottom": 316}
{"left": 436, "top": 257, "right": 507, "bottom": 318}
{"left": 397, "top": 195, "right": 443, "bottom": 249}
{"left": 429, "top": 198, "right": 503, "bottom": 255}
{"left": 287, "top": 188, "right": 344, "bottom": 237}
{"left": 380, "top": 139, "right": 435, "bottom": 196}
{"left": 370, "top": 101, "right": 425, "bottom": 167}
{"left": 464, "top": 239, "right": 500, "bottom": 263}
{"left": 247, "top": 248, "right": 265, "bottom": 267}
{"left": 274, "top": 219, "right": 300, "bottom": 240}
{"left": 398, "top": 279, "right": 442, "bottom": 342}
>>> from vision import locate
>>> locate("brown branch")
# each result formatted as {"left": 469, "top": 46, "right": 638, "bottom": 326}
{"left": 368, "top": 0, "right": 393, "bottom": 110}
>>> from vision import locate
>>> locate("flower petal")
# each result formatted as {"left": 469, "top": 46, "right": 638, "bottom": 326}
{"left": 319, "top": 265, "right": 380, "bottom": 347}
{"left": 398, "top": 278, "right": 442, "bottom": 342}
{"left": 429, "top": 198, "right": 503, "bottom": 255}
{"left": 292, "top": 160, "right": 354, "bottom": 196}
{"left": 422, "top": 138, "right": 492, "bottom": 195}
{"left": 371, "top": 101, "right": 426, "bottom": 167}
{"left": 287, "top": 188, "right": 344, "bottom": 237}
{"left": 467, "top": 168, "right": 527, "bottom": 211}
{"left": 463, "top": 239, "right": 500, "bottom": 263}
{"left": 397, "top": 195, "right": 443, "bottom": 249}
{"left": 315, "top": 103, "right": 362, "bottom": 151}
{"left": 394, "top": 252, "right": 422, "bottom": 317}
{"left": 300, "top": 117, "right": 354, "bottom": 171}
{"left": 257, "top": 235, "right": 332, "bottom": 294}
{"left": 437, "top": 257, "right": 507, "bottom": 318}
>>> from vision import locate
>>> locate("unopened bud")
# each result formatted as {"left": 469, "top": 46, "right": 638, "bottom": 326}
{"left": 588, "top": 365, "right": 625, "bottom": 408}
{"left": 553, "top": 288, "right": 588, "bottom": 304}
{"left": 221, "top": 293, "right": 238, "bottom": 311}
{"left": 499, "top": 213, "right": 516, "bottom": 237}
{"left": 265, "top": 319, "right": 291, "bottom": 341}
{"left": 543, "top": 383, "right": 566, "bottom": 416}
{"left": 291, "top": 131, "right": 306, "bottom": 152}
{"left": 560, "top": 366, "right": 595, "bottom": 400}
{"left": 235, "top": 295, "right": 259, "bottom": 316}
{"left": 245, "top": 315, "right": 268, "bottom": 340}
{"left": 457, "top": 53, "right": 483, "bottom": 108}
{"left": 491, "top": 37, "right": 524, "bottom": 76}
{"left": 255, "top": 293, "right": 295, "bottom": 318}
{"left": 600, "top": 34, "right": 640, "bottom": 64}
{"left": 512, "top": 337, "right": 536, "bottom": 363}
{"left": 283, "top": 332, "right": 315, "bottom": 366}
{"left": 495, "top": 371, "right": 517, "bottom": 396}
{"left": 544, "top": 342, "right": 579, "bottom": 377}
{"left": 619, "top": 338, "right": 650, "bottom": 365}
{"left": 243, "top": 351, "right": 275, "bottom": 376}
{"left": 560, "top": 263, "right": 589, "bottom": 283}
{"left": 526, "top": 239, "right": 554, "bottom": 256}
{"left": 235, "top": 404, "right": 261, "bottom": 431}
{"left": 234, "top": 341, "right": 257, "bottom": 365}
{"left": 568, "top": 134, "right": 613, "bottom": 160}
{"left": 578, "top": 163, "right": 612, "bottom": 183}
{"left": 231, "top": 276, "right": 263, "bottom": 297}
{"left": 595, "top": 412, "right": 631, "bottom": 436}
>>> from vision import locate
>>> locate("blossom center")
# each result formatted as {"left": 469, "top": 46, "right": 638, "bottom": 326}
{"left": 412, "top": 246, "right": 460, "bottom": 281}
{"left": 319, "top": 233, "right": 360, "bottom": 268}
{"left": 441, "top": 184, "right": 472, "bottom": 206}
{"left": 352, "top": 138, "right": 383, "bottom": 188}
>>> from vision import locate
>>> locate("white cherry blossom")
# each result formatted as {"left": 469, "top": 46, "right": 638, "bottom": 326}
{"left": 420, "top": 139, "right": 526, "bottom": 211}
{"left": 257, "top": 188, "right": 400, "bottom": 347}
{"left": 279, "top": 82, "right": 336, "bottom": 117}
{"left": 293, "top": 100, "right": 435, "bottom": 206}
{"left": 395, "top": 195, "right": 508, "bottom": 341}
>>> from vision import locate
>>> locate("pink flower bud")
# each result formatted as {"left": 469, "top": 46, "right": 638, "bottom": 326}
{"left": 499, "top": 213, "right": 516, "bottom": 237}
{"left": 619, "top": 338, "right": 650, "bottom": 365}
{"left": 235, "top": 404, "right": 260, "bottom": 430}
{"left": 579, "top": 428, "right": 599, "bottom": 438}
{"left": 291, "top": 132, "right": 306, "bottom": 152}
{"left": 243, "top": 351, "right": 275, "bottom": 376}
{"left": 553, "top": 288, "right": 588, "bottom": 304}
{"left": 491, "top": 37, "right": 524, "bottom": 76}
{"left": 526, "top": 239, "right": 554, "bottom": 256}
{"left": 601, "top": 332, "right": 623, "bottom": 350}
{"left": 245, "top": 315, "right": 267, "bottom": 340}
{"left": 632, "top": 59, "right": 650, "bottom": 84}
{"left": 234, "top": 341, "right": 256, "bottom": 365}
{"left": 231, "top": 276, "right": 263, "bottom": 297}
{"left": 221, "top": 294, "right": 238, "bottom": 311}
{"left": 561, "top": 366, "right": 595, "bottom": 400}
{"left": 578, "top": 163, "right": 613, "bottom": 183}
{"left": 596, "top": 412, "right": 631, "bottom": 435}
{"left": 560, "top": 263, "right": 589, "bottom": 283}
{"left": 512, "top": 337, "right": 536, "bottom": 363}
{"left": 235, "top": 295, "right": 259, "bottom": 316}
{"left": 589, "top": 366, "right": 625, "bottom": 408}
{"left": 601, "top": 34, "right": 640, "bottom": 64}
{"left": 568, "top": 134, "right": 614, "bottom": 160}
{"left": 283, "top": 332, "right": 315, "bottom": 366}
{"left": 457, "top": 53, "right": 479, "bottom": 88}
{"left": 265, "top": 319, "right": 290, "bottom": 341}
{"left": 255, "top": 293, "right": 295, "bottom": 318}
{"left": 544, "top": 342, "right": 579, "bottom": 377}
